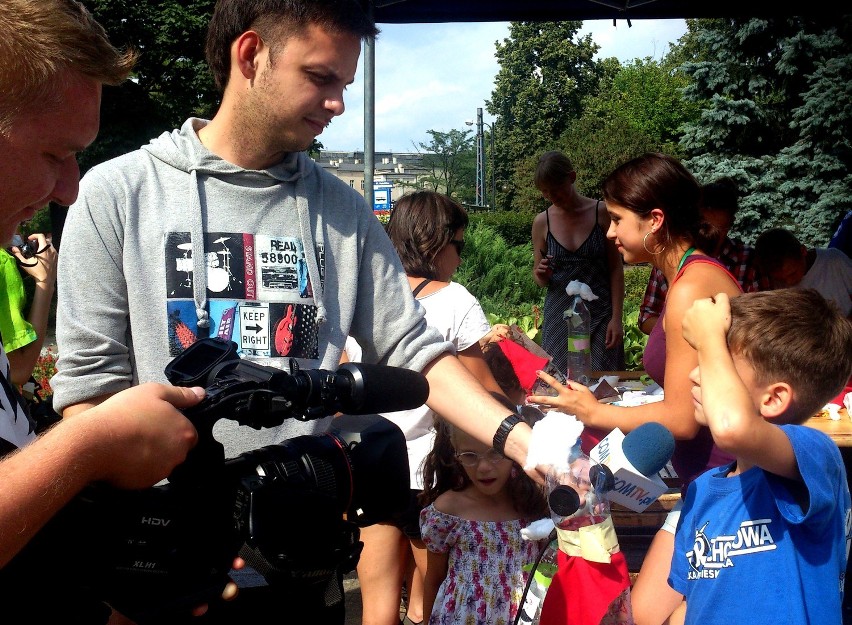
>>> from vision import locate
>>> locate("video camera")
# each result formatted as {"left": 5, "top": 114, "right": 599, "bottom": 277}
{"left": 6, "top": 338, "right": 427, "bottom": 623}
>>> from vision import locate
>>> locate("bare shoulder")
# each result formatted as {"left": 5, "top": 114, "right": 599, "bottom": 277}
{"left": 432, "top": 489, "right": 466, "bottom": 517}
{"left": 531, "top": 211, "right": 548, "bottom": 243}
{"left": 670, "top": 261, "right": 740, "bottom": 306}
{"left": 595, "top": 199, "right": 611, "bottom": 225}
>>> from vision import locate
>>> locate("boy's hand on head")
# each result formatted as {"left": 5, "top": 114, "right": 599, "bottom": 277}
{"left": 682, "top": 293, "right": 732, "bottom": 351}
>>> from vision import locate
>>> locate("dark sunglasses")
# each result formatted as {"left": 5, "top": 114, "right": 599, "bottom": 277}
{"left": 449, "top": 239, "right": 466, "bottom": 256}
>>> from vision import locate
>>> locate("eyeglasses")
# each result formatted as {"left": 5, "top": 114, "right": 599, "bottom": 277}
{"left": 449, "top": 239, "right": 466, "bottom": 256}
{"left": 455, "top": 449, "right": 508, "bottom": 466}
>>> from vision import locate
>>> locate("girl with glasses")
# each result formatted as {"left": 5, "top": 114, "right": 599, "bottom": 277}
{"left": 419, "top": 414, "right": 547, "bottom": 625}
{"left": 355, "top": 191, "right": 507, "bottom": 625}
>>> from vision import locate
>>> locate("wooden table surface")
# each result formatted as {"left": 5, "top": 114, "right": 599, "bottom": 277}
{"left": 592, "top": 371, "right": 852, "bottom": 448}
{"left": 592, "top": 370, "right": 647, "bottom": 381}
{"left": 803, "top": 409, "right": 852, "bottom": 447}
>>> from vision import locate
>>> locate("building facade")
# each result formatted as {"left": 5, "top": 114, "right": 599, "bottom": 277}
{"left": 314, "top": 150, "right": 433, "bottom": 208}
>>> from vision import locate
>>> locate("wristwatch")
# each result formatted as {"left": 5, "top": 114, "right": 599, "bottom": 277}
{"left": 493, "top": 414, "right": 523, "bottom": 457}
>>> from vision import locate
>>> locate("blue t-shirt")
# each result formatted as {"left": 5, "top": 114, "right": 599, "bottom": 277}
{"left": 670, "top": 425, "right": 851, "bottom": 625}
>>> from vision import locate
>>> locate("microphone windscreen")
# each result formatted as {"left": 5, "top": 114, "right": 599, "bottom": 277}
{"left": 622, "top": 422, "right": 675, "bottom": 477}
{"left": 337, "top": 363, "right": 429, "bottom": 414}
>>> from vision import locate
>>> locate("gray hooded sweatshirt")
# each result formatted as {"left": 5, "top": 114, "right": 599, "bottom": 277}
{"left": 53, "top": 118, "right": 450, "bottom": 457}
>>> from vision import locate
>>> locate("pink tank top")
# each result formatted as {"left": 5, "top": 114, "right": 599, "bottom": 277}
{"left": 642, "top": 255, "right": 740, "bottom": 490}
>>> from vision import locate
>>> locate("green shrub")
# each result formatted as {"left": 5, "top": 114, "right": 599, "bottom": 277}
{"left": 455, "top": 222, "right": 544, "bottom": 321}
{"left": 621, "top": 265, "right": 651, "bottom": 370}
{"left": 456, "top": 224, "right": 652, "bottom": 370}
{"left": 485, "top": 307, "right": 543, "bottom": 344}
{"left": 468, "top": 211, "right": 536, "bottom": 247}
{"left": 622, "top": 309, "right": 648, "bottom": 370}
{"left": 623, "top": 264, "right": 651, "bottom": 316}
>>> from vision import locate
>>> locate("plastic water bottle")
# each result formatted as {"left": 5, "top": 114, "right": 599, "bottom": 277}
{"left": 517, "top": 540, "right": 558, "bottom": 625}
{"left": 563, "top": 294, "right": 591, "bottom": 385}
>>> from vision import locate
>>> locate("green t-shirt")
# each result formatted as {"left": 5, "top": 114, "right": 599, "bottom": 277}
{"left": 0, "top": 249, "right": 36, "bottom": 352}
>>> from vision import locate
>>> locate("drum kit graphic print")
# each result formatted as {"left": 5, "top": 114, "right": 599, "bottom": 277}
{"left": 173, "top": 236, "right": 236, "bottom": 294}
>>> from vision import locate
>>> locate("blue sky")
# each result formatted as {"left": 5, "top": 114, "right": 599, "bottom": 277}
{"left": 319, "top": 19, "right": 688, "bottom": 152}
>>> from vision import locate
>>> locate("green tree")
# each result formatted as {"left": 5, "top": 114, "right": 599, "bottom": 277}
{"left": 307, "top": 139, "right": 324, "bottom": 160}
{"left": 678, "top": 17, "right": 852, "bottom": 246}
{"left": 507, "top": 55, "right": 691, "bottom": 212}
{"left": 558, "top": 116, "right": 660, "bottom": 199}
{"left": 583, "top": 56, "right": 699, "bottom": 153}
{"left": 79, "top": 0, "right": 218, "bottom": 174}
{"left": 489, "top": 21, "right": 604, "bottom": 210}
{"left": 414, "top": 129, "right": 476, "bottom": 202}
{"left": 507, "top": 115, "right": 660, "bottom": 215}
{"left": 543, "top": 54, "right": 699, "bottom": 202}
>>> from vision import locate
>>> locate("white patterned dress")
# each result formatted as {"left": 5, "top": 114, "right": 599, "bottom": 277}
{"left": 420, "top": 504, "right": 544, "bottom": 625}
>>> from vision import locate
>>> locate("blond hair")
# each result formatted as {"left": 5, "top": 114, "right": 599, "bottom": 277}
{"left": 0, "top": 0, "right": 137, "bottom": 130}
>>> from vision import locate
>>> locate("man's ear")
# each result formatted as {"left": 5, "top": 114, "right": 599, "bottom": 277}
{"left": 232, "top": 31, "right": 265, "bottom": 82}
{"left": 758, "top": 381, "right": 793, "bottom": 419}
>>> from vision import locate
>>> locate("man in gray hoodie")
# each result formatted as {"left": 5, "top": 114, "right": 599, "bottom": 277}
{"left": 53, "top": 0, "right": 534, "bottom": 622}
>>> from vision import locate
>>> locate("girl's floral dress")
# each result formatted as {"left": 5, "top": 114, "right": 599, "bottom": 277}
{"left": 420, "top": 504, "right": 543, "bottom": 625}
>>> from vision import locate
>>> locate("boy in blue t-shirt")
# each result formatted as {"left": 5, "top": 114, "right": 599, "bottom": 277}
{"left": 669, "top": 288, "right": 852, "bottom": 625}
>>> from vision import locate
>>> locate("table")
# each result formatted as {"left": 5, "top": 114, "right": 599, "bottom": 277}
{"left": 591, "top": 369, "right": 646, "bottom": 381}
{"left": 804, "top": 409, "right": 852, "bottom": 447}
{"left": 594, "top": 370, "right": 852, "bottom": 449}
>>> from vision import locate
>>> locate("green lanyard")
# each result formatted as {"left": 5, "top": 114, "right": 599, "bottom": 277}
{"left": 676, "top": 246, "right": 696, "bottom": 273}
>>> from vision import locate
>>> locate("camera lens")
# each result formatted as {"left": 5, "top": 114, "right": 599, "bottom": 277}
{"left": 20, "top": 240, "right": 37, "bottom": 258}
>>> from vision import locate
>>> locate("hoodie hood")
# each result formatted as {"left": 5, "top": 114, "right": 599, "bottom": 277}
{"left": 141, "top": 118, "right": 326, "bottom": 330}
{"left": 142, "top": 118, "right": 307, "bottom": 183}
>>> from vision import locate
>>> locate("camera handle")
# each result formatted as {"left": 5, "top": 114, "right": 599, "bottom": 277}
{"left": 168, "top": 427, "right": 226, "bottom": 485}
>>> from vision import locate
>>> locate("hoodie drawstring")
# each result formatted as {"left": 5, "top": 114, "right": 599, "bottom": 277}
{"left": 296, "top": 176, "right": 326, "bottom": 325}
{"left": 188, "top": 168, "right": 210, "bottom": 331}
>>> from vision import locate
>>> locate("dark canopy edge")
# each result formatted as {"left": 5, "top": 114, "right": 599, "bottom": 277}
{"left": 369, "top": 0, "right": 850, "bottom": 24}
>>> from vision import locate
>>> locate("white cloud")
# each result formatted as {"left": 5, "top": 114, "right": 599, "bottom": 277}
{"left": 319, "top": 19, "right": 687, "bottom": 152}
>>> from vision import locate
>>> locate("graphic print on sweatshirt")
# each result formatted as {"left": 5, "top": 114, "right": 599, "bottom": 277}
{"left": 685, "top": 518, "right": 777, "bottom": 580}
{"left": 164, "top": 232, "right": 320, "bottom": 359}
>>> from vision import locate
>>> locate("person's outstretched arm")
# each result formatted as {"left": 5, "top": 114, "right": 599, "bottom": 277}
{"left": 423, "top": 353, "right": 531, "bottom": 472}
{"left": 422, "top": 549, "right": 449, "bottom": 623}
{"left": 599, "top": 204, "right": 624, "bottom": 349}
{"left": 530, "top": 262, "right": 741, "bottom": 440}
{"left": 531, "top": 213, "right": 553, "bottom": 288}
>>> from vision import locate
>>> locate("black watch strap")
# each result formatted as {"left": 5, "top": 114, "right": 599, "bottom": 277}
{"left": 493, "top": 414, "right": 523, "bottom": 457}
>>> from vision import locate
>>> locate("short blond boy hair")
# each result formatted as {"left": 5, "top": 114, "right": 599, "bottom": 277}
{"left": 0, "top": 0, "right": 136, "bottom": 131}
{"left": 727, "top": 289, "right": 852, "bottom": 421}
